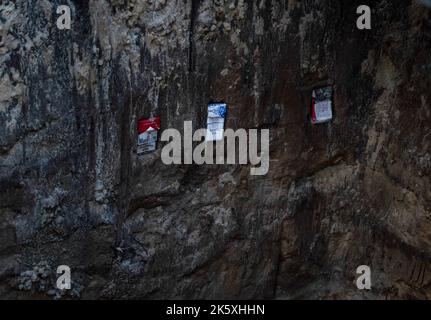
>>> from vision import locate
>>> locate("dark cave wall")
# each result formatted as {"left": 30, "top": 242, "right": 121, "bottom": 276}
{"left": 0, "top": 0, "right": 431, "bottom": 299}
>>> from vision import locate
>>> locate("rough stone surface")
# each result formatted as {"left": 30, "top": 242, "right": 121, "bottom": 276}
{"left": 0, "top": 0, "right": 431, "bottom": 299}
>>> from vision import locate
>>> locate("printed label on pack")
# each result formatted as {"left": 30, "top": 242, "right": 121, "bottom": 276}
{"left": 311, "top": 87, "right": 333, "bottom": 124}
{"left": 137, "top": 116, "right": 161, "bottom": 154}
{"left": 206, "top": 103, "right": 227, "bottom": 141}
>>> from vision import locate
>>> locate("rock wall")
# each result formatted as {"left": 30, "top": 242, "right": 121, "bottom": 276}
{"left": 0, "top": 0, "right": 430, "bottom": 299}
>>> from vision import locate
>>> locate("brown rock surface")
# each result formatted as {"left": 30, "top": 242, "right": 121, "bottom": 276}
{"left": 0, "top": 0, "right": 430, "bottom": 299}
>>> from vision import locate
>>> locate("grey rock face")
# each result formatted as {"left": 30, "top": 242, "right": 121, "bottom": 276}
{"left": 0, "top": 0, "right": 431, "bottom": 299}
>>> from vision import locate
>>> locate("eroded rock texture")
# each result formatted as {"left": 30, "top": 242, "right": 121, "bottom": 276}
{"left": 1, "top": 0, "right": 431, "bottom": 299}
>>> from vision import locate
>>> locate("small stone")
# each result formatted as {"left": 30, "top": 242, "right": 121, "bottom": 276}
{"left": 47, "top": 289, "right": 57, "bottom": 296}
